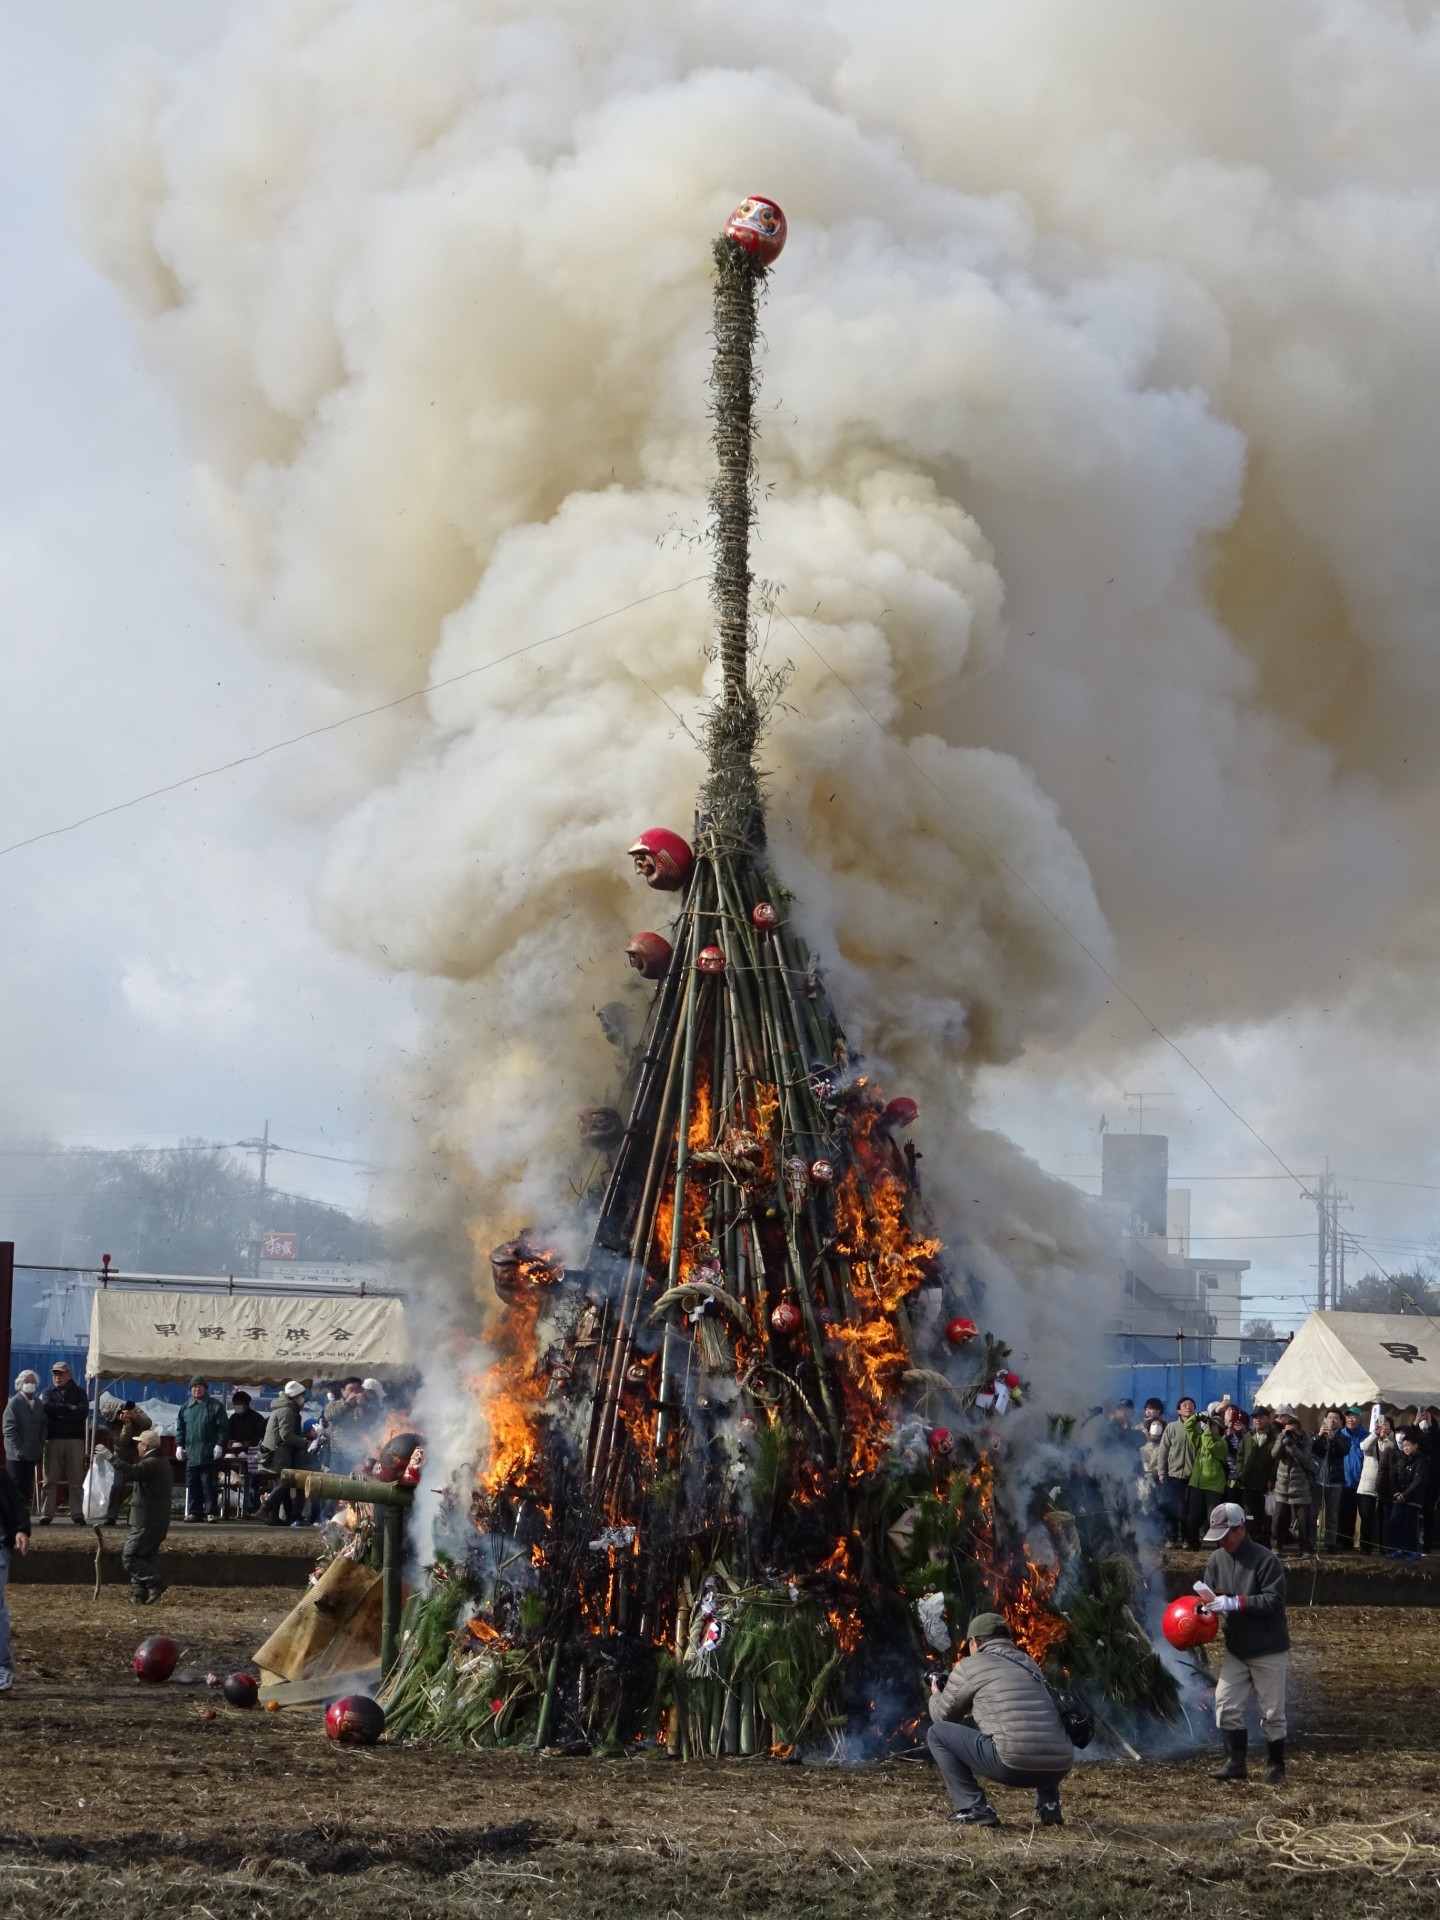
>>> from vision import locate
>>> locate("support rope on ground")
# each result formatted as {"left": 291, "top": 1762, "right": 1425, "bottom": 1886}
{"left": 1254, "top": 1814, "right": 1440, "bottom": 1876}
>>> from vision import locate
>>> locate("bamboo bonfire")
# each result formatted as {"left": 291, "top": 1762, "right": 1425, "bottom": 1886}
{"left": 381, "top": 198, "right": 1179, "bottom": 1756}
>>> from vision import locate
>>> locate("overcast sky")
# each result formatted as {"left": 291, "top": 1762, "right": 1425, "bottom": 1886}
{"left": 0, "top": 3, "right": 414, "bottom": 1221}
{"left": 4, "top": 3, "right": 1439, "bottom": 1331}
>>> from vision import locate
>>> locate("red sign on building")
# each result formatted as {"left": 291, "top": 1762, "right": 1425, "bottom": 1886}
{"left": 261, "top": 1231, "right": 298, "bottom": 1260}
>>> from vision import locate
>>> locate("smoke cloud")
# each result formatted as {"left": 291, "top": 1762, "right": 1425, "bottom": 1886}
{"left": 80, "top": 0, "right": 1440, "bottom": 1463}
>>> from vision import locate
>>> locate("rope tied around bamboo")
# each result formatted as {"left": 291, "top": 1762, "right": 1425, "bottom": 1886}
{"left": 702, "top": 234, "right": 768, "bottom": 840}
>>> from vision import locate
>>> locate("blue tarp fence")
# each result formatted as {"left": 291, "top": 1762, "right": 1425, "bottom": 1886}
{"left": 1107, "top": 1360, "right": 1276, "bottom": 1415}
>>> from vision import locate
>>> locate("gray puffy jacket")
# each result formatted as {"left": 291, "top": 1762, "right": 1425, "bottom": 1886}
{"left": 1272, "top": 1429, "right": 1316, "bottom": 1503}
{"left": 930, "top": 1640, "right": 1074, "bottom": 1774}
{"left": 3, "top": 1391, "right": 46, "bottom": 1462}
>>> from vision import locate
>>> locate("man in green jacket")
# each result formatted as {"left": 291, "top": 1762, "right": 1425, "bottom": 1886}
{"left": 926, "top": 1613, "right": 1074, "bottom": 1828}
{"left": 175, "top": 1377, "right": 229, "bottom": 1522}
{"left": 114, "top": 1428, "right": 174, "bottom": 1604}
{"left": 1187, "top": 1412, "right": 1230, "bottom": 1548}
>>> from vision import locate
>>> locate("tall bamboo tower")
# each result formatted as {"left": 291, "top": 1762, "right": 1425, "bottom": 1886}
{"left": 381, "top": 201, "right": 1179, "bottom": 1758}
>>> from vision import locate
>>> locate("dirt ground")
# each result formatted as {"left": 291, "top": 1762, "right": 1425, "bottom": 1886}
{"left": 1, "top": 1586, "right": 1437, "bottom": 1920}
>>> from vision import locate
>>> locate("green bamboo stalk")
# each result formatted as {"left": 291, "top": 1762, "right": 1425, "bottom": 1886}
{"left": 587, "top": 888, "right": 699, "bottom": 1487}
{"left": 532, "top": 1635, "right": 564, "bottom": 1750}
{"left": 655, "top": 865, "right": 708, "bottom": 1448}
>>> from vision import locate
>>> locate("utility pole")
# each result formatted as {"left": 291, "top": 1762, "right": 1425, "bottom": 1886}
{"left": 1329, "top": 1176, "right": 1348, "bottom": 1307}
{"left": 1337, "top": 1215, "right": 1345, "bottom": 1306}
{"left": 1311, "top": 1160, "right": 1349, "bottom": 1311}
{"left": 238, "top": 1120, "right": 271, "bottom": 1278}
{"left": 1336, "top": 1175, "right": 1351, "bottom": 1313}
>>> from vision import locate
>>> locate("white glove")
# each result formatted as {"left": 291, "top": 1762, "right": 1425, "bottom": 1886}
{"left": 1210, "top": 1595, "right": 1241, "bottom": 1614}
{"left": 1192, "top": 1582, "right": 1217, "bottom": 1605}
{"left": 176, "top": 1447, "right": 185, "bottom": 1461}
{"left": 213, "top": 1444, "right": 223, "bottom": 1459}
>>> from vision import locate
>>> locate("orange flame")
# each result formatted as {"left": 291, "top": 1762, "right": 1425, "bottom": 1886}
{"left": 469, "top": 1229, "right": 556, "bottom": 1494}
{"left": 999, "top": 1549, "right": 1068, "bottom": 1664}
{"left": 822, "top": 1118, "right": 941, "bottom": 1474}
{"left": 966, "top": 1458, "right": 1068, "bottom": 1662}
{"left": 461, "top": 1615, "right": 505, "bottom": 1647}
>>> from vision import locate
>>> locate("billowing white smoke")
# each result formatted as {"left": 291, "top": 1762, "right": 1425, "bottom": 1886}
{"left": 81, "top": 0, "right": 1440, "bottom": 1481}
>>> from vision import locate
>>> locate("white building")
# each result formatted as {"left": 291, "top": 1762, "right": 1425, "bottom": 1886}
{"left": 1101, "top": 1132, "right": 1249, "bottom": 1361}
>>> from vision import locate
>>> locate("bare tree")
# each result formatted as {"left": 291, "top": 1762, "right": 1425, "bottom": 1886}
{"left": 1344, "top": 1269, "right": 1440, "bottom": 1316}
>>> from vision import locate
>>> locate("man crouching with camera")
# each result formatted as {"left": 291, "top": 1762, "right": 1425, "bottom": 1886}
{"left": 927, "top": 1612, "right": 1074, "bottom": 1828}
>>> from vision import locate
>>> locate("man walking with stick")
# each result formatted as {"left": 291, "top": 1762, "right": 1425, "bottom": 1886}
{"left": 114, "top": 1427, "right": 174, "bottom": 1605}
{"left": 1194, "top": 1500, "right": 1290, "bottom": 1785}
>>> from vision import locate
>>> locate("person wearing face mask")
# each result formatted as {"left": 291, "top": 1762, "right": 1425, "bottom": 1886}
{"left": 2, "top": 1372, "right": 46, "bottom": 1511}
{"left": 1137, "top": 1416, "right": 1167, "bottom": 1515}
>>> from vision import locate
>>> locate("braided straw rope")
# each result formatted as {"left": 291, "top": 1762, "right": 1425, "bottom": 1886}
{"left": 1255, "top": 1815, "right": 1440, "bottom": 1876}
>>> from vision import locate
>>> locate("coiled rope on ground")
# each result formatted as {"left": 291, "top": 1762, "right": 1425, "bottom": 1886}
{"left": 1255, "top": 1815, "right": 1440, "bottom": 1876}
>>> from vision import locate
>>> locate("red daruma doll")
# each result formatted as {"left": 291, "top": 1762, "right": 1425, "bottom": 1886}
{"left": 1161, "top": 1595, "right": 1219, "bottom": 1652}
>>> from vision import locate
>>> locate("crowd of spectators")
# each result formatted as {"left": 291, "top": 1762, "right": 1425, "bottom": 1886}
{"left": 1, "top": 1367, "right": 398, "bottom": 1534}
{"left": 1119, "top": 1393, "right": 1437, "bottom": 1558}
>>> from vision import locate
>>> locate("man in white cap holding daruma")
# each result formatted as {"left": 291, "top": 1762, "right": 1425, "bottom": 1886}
{"left": 1194, "top": 1499, "right": 1290, "bottom": 1785}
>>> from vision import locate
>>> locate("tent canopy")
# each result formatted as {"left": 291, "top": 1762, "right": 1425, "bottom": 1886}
{"left": 86, "top": 1288, "right": 408, "bottom": 1386}
{"left": 1256, "top": 1311, "right": 1440, "bottom": 1414}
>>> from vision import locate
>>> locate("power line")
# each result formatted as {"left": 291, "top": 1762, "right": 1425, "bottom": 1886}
{"left": 1186, "top": 1233, "right": 1314, "bottom": 1242}
{"left": 265, "top": 1144, "right": 376, "bottom": 1169}
{"left": 0, "top": 1137, "right": 377, "bottom": 1168}
{"left": 0, "top": 574, "right": 708, "bottom": 862}
{"left": 1339, "top": 1174, "right": 1440, "bottom": 1195}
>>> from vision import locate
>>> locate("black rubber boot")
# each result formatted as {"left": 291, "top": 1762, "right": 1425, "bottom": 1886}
{"left": 1265, "top": 1739, "right": 1286, "bottom": 1785}
{"left": 1212, "top": 1730, "right": 1248, "bottom": 1780}
{"left": 1036, "top": 1792, "right": 1064, "bottom": 1828}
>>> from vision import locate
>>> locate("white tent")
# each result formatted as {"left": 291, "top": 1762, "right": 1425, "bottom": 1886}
{"left": 86, "top": 1287, "right": 409, "bottom": 1386}
{"left": 1256, "top": 1311, "right": 1440, "bottom": 1414}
